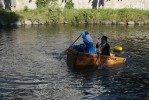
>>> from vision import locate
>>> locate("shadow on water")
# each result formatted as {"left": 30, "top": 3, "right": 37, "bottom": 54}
{"left": 0, "top": 9, "right": 20, "bottom": 26}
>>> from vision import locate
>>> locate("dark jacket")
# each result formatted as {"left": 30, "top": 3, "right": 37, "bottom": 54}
{"left": 96, "top": 43, "right": 110, "bottom": 56}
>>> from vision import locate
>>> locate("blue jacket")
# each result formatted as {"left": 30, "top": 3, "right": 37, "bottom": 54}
{"left": 81, "top": 32, "right": 96, "bottom": 54}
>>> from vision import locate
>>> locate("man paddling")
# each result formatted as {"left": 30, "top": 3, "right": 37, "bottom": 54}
{"left": 96, "top": 36, "right": 110, "bottom": 56}
{"left": 72, "top": 31, "right": 96, "bottom": 54}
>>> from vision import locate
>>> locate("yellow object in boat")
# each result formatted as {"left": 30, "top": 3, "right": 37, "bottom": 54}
{"left": 113, "top": 46, "right": 123, "bottom": 52}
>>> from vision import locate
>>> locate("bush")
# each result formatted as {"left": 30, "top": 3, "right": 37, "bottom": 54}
{"left": 23, "top": 6, "right": 29, "bottom": 12}
{"left": 15, "top": 8, "right": 149, "bottom": 24}
{"left": 36, "top": 0, "right": 57, "bottom": 8}
{"left": 65, "top": 0, "right": 74, "bottom": 9}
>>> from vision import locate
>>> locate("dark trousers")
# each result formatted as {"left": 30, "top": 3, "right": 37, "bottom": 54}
{"left": 62, "top": 0, "right": 67, "bottom": 3}
{"left": 99, "top": 0, "right": 104, "bottom": 7}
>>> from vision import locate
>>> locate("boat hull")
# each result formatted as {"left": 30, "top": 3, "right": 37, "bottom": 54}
{"left": 67, "top": 48, "right": 126, "bottom": 70}
{"left": 100, "top": 55, "right": 126, "bottom": 65}
{"left": 67, "top": 48, "right": 100, "bottom": 71}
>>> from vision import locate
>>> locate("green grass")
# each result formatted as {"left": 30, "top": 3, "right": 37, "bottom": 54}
{"left": 1, "top": 8, "right": 149, "bottom": 24}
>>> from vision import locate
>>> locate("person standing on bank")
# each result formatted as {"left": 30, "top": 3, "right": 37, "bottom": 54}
{"left": 10, "top": 0, "right": 16, "bottom": 12}
{"left": 98, "top": 0, "right": 105, "bottom": 8}
{"left": 96, "top": 36, "right": 110, "bottom": 56}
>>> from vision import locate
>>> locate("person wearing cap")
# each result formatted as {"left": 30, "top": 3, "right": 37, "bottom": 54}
{"left": 72, "top": 31, "right": 96, "bottom": 54}
{"left": 96, "top": 36, "right": 110, "bottom": 56}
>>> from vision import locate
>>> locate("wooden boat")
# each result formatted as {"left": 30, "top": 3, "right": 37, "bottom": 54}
{"left": 67, "top": 48, "right": 100, "bottom": 71}
{"left": 67, "top": 48, "right": 126, "bottom": 70}
{"left": 100, "top": 55, "right": 126, "bottom": 65}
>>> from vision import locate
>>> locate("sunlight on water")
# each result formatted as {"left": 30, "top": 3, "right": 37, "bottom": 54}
{"left": 0, "top": 25, "right": 149, "bottom": 100}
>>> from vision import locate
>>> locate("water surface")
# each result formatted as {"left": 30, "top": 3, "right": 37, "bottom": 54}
{"left": 0, "top": 25, "right": 149, "bottom": 100}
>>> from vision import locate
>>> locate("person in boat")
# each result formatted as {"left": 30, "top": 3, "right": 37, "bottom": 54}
{"left": 72, "top": 31, "right": 96, "bottom": 54}
{"left": 96, "top": 36, "right": 110, "bottom": 56}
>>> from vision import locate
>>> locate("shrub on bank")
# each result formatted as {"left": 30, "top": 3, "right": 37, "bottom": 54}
{"left": 65, "top": 0, "right": 74, "bottom": 9}
{"left": 36, "top": 0, "right": 58, "bottom": 8}
{"left": 1, "top": 8, "right": 149, "bottom": 25}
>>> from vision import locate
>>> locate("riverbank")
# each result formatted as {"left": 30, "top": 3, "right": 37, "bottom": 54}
{"left": 0, "top": 8, "right": 149, "bottom": 26}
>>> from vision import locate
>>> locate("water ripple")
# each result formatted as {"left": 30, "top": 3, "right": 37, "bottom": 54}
{"left": 0, "top": 25, "right": 149, "bottom": 100}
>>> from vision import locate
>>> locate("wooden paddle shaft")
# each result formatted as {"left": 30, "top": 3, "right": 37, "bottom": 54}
{"left": 69, "top": 34, "right": 82, "bottom": 47}
{"left": 59, "top": 34, "right": 82, "bottom": 60}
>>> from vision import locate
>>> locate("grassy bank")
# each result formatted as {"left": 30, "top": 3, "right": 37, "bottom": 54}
{"left": 1, "top": 8, "right": 149, "bottom": 25}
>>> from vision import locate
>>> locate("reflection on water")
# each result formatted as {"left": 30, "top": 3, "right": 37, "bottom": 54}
{"left": 0, "top": 25, "right": 149, "bottom": 100}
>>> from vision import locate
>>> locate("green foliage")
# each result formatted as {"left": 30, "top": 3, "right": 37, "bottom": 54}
{"left": 23, "top": 6, "right": 29, "bottom": 12}
{"left": 36, "top": 0, "right": 49, "bottom": 7}
{"left": 65, "top": 0, "right": 74, "bottom": 9}
{"left": 1, "top": 8, "right": 149, "bottom": 25}
{"left": 36, "top": 0, "right": 58, "bottom": 8}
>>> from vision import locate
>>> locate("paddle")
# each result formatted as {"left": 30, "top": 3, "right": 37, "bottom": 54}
{"left": 59, "top": 34, "right": 82, "bottom": 60}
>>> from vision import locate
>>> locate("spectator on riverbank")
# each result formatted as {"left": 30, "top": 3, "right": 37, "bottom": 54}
{"left": 99, "top": 0, "right": 105, "bottom": 8}
{"left": 62, "top": 0, "right": 67, "bottom": 2}
{"left": 89, "top": 0, "right": 105, "bottom": 9}
{"left": 89, "top": 0, "right": 98, "bottom": 9}
{"left": 10, "top": 0, "right": 16, "bottom": 12}
{"left": 0, "top": 0, "right": 5, "bottom": 9}
{"left": 3, "top": 0, "right": 10, "bottom": 10}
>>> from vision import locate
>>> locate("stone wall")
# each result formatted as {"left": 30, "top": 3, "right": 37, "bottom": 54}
{"left": 104, "top": 0, "right": 144, "bottom": 9}
{"left": 1, "top": 0, "right": 149, "bottom": 10}
{"left": 60, "top": 0, "right": 149, "bottom": 9}
{"left": 16, "top": 0, "right": 37, "bottom": 10}
{"left": 144, "top": 0, "right": 149, "bottom": 9}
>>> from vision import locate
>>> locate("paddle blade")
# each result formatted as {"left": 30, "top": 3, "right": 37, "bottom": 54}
{"left": 59, "top": 50, "right": 67, "bottom": 60}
